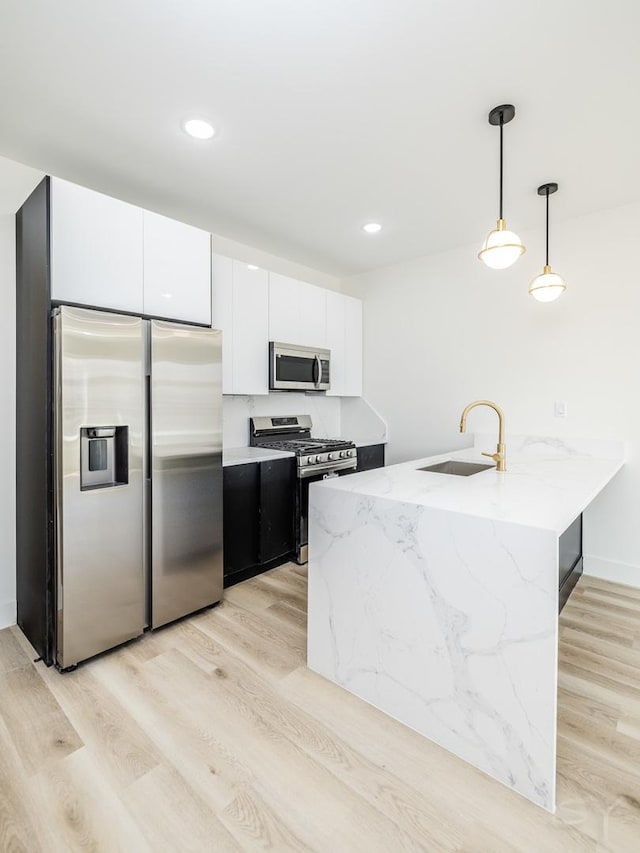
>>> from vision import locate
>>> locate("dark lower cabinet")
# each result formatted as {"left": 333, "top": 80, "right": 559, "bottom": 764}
{"left": 259, "top": 459, "right": 295, "bottom": 564}
{"left": 223, "top": 458, "right": 295, "bottom": 587}
{"left": 558, "top": 514, "right": 583, "bottom": 612}
{"left": 354, "top": 444, "right": 385, "bottom": 473}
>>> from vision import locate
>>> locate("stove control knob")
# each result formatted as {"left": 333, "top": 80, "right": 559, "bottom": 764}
{"left": 307, "top": 455, "right": 316, "bottom": 464}
{"left": 339, "top": 451, "right": 347, "bottom": 459}
{"left": 348, "top": 449, "right": 355, "bottom": 457}
{"left": 328, "top": 452, "right": 336, "bottom": 461}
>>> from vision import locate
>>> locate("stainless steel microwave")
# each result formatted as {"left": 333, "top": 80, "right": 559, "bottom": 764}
{"left": 269, "top": 342, "right": 331, "bottom": 391}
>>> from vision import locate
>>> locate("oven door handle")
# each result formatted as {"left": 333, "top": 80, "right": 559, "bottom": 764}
{"left": 297, "top": 460, "right": 357, "bottom": 478}
{"left": 313, "top": 355, "right": 321, "bottom": 385}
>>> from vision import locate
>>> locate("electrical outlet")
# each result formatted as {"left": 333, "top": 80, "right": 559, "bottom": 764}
{"left": 554, "top": 401, "right": 567, "bottom": 418}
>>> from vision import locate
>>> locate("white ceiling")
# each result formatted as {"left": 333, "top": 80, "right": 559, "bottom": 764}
{"left": 1, "top": 0, "right": 639, "bottom": 275}
{"left": 0, "top": 156, "right": 43, "bottom": 215}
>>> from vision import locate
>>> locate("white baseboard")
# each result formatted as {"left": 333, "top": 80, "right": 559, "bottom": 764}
{"left": 583, "top": 555, "right": 640, "bottom": 589}
{"left": 0, "top": 599, "right": 16, "bottom": 630}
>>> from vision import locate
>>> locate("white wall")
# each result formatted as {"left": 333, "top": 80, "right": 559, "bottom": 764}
{"left": 343, "top": 201, "right": 640, "bottom": 586}
{"left": 0, "top": 215, "right": 16, "bottom": 628}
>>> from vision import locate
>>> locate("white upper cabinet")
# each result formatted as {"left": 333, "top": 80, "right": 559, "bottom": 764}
{"left": 268, "top": 273, "right": 327, "bottom": 349}
{"left": 211, "top": 254, "right": 233, "bottom": 394}
{"left": 325, "top": 290, "right": 346, "bottom": 396}
{"left": 50, "top": 177, "right": 144, "bottom": 313}
{"left": 343, "top": 294, "right": 363, "bottom": 397}
{"left": 143, "top": 210, "right": 211, "bottom": 325}
{"left": 268, "top": 273, "right": 300, "bottom": 344}
{"left": 326, "top": 291, "right": 362, "bottom": 397}
{"left": 211, "top": 255, "right": 269, "bottom": 395}
{"left": 232, "top": 262, "right": 269, "bottom": 395}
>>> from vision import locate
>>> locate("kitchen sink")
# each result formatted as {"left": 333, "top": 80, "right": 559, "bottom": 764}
{"left": 418, "top": 460, "right": 494, "bottom": 476}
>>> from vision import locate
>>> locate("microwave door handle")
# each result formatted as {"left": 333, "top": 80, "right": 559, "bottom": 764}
{"left": 313, "top": 355, "right": 321, "bottom": 385}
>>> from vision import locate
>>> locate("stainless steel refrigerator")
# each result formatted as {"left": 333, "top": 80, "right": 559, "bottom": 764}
{"left": 53, "top": 305, "right": 223, "bottom": 669}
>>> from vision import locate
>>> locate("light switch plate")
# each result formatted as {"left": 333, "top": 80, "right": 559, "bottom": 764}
{"left": 554, "top": 401, "right": 567, "bottom": 418}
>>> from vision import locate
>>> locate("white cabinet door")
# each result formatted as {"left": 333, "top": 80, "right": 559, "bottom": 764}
{"left": 212, "top": 254, "right": 269, "bottom": 395}
{"left": 268, "top": 272, "right": 299, "bottom": 343}
{"left": 343, "top": 295, "right": 363, "bottom": 396}
{"left": 297, "top": 281, "right": 327, "bottom": 349}
{"left": 232, "top": 261, "right": 269, "bottom": 395}
{"left": 269, "top": 273, "right": 327, "bottom": 349}
{"left": 143, "top": 210, "right": 211, "bottom": 325}
{"left": 211, "top": 254, "right": 233, "bottom": 394}
{"left": 325, "top": 290, "right": 346, "bottom": 397}
{"left": 50, "top": 177, "right": 144, "bottom": 312}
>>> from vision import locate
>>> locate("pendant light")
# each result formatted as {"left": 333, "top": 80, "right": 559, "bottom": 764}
{"left": 478, "top": 104, "right": 526, "bottom": 269}
{"left": 529, "top": 182, "right": 567, "bottom": 302}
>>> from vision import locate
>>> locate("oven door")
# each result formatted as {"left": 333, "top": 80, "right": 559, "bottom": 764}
{"left": 296, "top": 467, "right": 353, "bottom": 564}
{"left": 270, "top": 342, "right": 330, "bottom": 391}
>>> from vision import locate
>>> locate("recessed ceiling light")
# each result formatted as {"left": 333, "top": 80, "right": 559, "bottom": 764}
{"left": 182, "top": 119, "right": 216, "bottom": 140}
{"left": 247, "top": 264, "right": 259, "bottom": 270}
{"left": 362, "top": 222, "right": 382, "bottom": 234}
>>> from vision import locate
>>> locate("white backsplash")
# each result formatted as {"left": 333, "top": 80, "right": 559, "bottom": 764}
{"left": 223, "top": 393, "right": 342, "bottom": 448}
{"left": 340, "top": 396, "right": 388, "bottom": 445}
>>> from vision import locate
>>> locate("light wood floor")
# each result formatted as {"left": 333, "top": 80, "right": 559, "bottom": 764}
{"left": 1, "top": 568, "right": 640, "bottom": 852}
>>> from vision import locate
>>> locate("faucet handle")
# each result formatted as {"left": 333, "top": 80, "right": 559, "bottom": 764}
{"left": 481, "top": 448, "right": 507, "bottom": 472}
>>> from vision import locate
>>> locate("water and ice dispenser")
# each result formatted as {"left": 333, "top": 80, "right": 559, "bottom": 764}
{"left": 80, "top": 426, "right": 129, "bottom": 490}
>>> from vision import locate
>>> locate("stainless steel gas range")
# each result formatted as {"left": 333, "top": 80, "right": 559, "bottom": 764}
{"left": 250, "top": 415, "right": 357, "bottom": 563}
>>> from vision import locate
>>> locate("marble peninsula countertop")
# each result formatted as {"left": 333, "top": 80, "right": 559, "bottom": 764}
{"left": 307, "top": 433, "right": 624, "bottom": 811}
{"left": 312, "top": 436, "right": 624, "bottom": 535}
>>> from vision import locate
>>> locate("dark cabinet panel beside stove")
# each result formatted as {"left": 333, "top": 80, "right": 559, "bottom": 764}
{"left": 259, "top": 459, "right": 295, "bottom": 564}
{"left": 223, "top": 462, "right": 260, "bottom": 581}
{"left": 223, "top": 457, "right": 295, "bottom": 586}
{"left": 355, "top": 444, "right": 385, "bottom": 473}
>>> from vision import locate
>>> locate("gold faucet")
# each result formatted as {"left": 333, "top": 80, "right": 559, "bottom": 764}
{"left": 459, "top": 400, "right": 507, "bottom": 472}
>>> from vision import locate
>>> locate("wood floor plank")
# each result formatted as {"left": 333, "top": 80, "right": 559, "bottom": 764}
{"left": 0, "top": 716, "right": 59, "bottom": 852}
{"left": 36, "top": 665, "right": 163, "bottom": 788}
{"left": 265, "top": 599, "right": 307, "bottom": 633}
{"left": 0, "top": 663, "right": 83, "bottom": 776}
{"left": 581, "top": 575, "right": 640, "bottom": 601}
{"left": 27, "top": 747, "right": 153, "bottom": 853}
{"left": 191, "top": 600, "right": 304, "bottom": 679}
{"left": 249, "top": 575, "right": 307, "bottom": 614}
{"left": 564, "top": 594, "right": 640, "bottom": 632}
{"left": 559, "top": 624, "right": 640, "bottom": 672}
{"left": 219, "top": 785, "right": 312, "bottom": 851}
{"left": 0, "top": 628, "right": 31, "bottom": 675}
{"left": 125, "top": 764, "right": 242, "bottom": 852}
{"left": 90, "top": 648, "right": 245, "bottom": 813}
{"left": 572, "top": 584, "right": 640, "bottom": 616}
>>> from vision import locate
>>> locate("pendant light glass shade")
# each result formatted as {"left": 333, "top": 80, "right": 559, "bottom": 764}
{"left": 528, "top": 265, "right": 567, "bottom": 302}
{"left": 478, "top": 218, "right": 526, "bottom": 269}
{"left": 478, "top": 105, "right": 525, "bottom": 270}
{"left": 530, "top": 182, "right": 566, "bottom": 303}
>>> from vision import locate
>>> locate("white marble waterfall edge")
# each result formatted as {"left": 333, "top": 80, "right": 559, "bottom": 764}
{"left": 308, "top": 487, "right": 558, "bottom": 810}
